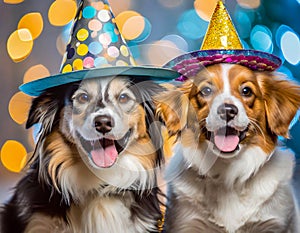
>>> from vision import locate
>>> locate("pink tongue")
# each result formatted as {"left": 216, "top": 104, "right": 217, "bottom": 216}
{"left": 214, "top": 135, "right": 239, "bottom": 153}
{"left": 91, "top": 145, "right": 118, "bottom": 168}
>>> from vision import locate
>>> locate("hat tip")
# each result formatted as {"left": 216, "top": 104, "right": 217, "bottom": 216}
{"left": 200, "top": 0, "right": 243, "bottom": 50}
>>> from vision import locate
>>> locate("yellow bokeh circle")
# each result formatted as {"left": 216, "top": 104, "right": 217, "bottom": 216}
{"left": 122, "top": 16, "right": 145, "bottom": 40}
{"left": 23, "top": 64, "right": 50, "bottom": 84}
{"left": 7, "top": 29, "right": 34, "bottom": 62}
{"left": 3, "top": 0, "right": 24, "bottom": 4}
{"left": 18, "top": 12, "right": 44, "bottom": 40}
{"left": 48, "top": 0, "right": 77, "bottom": 26}
{"left": 1, "top": 140, "right": 27, "bottom": 173}
{"left": 194, "top": 0, "right": 218, "bottom": 21}
{"left": 8, "top": 92, "right": 32, "bottom": 125}
{"left": 115, "top": 11, "right": 141, "bottom": 32}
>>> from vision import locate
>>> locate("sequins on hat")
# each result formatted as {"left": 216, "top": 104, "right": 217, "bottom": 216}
{"left": 20, "top": 0, "right": 179, "bottom": 96}
{"left": 163, "top": 1, "right": 282, "bottom": 81}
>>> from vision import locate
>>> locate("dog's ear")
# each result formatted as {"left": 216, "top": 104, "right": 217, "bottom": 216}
{"left": 26, "top": 92, "right": 62, "bottom": 133}
{"left": 155, "top": 80, "right": 194, "bottom": 135}
{"left": 257, "top": 73, "right": 300, "bottom": 138}
{"left": 26, "top": 85, "right": 73, "bottom": 134}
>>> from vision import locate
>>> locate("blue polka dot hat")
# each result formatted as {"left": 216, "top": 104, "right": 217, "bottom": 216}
{"left": 20, "top": 0, "right": 179, "bottom": 96}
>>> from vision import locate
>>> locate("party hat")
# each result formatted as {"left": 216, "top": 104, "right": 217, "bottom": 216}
{"left": 200, "top": 1, "right": 242, "bottom": 50}
{"left": 20, "top": 0, "right": 179, "bottom": 96}
{"left": 164, "top": 1, "right": 282, "bottom": 80}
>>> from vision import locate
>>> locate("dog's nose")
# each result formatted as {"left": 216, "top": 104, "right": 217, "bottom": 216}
{"left": 217, "top": 103, "right": 238, "bottom": 121}
{"left": 94, "top": 115, "right": 114, "bottom": 134}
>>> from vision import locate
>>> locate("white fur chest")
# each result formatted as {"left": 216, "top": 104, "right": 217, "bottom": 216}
{"left": 168, "top": 145, "right": 297, "bottom": 232}
{"left": 68, "top": 195, "right": 139, "bottom": 233}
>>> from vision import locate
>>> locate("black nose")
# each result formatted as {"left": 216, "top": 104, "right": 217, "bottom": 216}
{"left": 94, "top": 115, "right": 114, "bottom": 134}
{"left": 217, "top": 103, "right": 238, "bottom": 121}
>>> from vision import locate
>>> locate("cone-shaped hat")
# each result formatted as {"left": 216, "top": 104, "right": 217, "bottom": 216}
{"left": 20, "top": 0, "right": 179, "bottom": 96}
{"left": 164, "top": 1, "right": 281, "bottom": 80}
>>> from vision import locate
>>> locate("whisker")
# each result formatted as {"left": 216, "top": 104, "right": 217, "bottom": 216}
{"left": 248, "top": 117, "right": 267, "bottom": 145}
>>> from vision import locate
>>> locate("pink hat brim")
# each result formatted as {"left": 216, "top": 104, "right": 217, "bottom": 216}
{"left": 163, "top": 49, "right": 282, "bottom": 81}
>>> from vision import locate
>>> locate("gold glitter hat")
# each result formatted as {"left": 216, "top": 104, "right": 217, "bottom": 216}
{"left": 20, "top": 0, "right": 179, "bottom": 96}
{"left": 164, "top": 1, "right": 282, "bottom": 81}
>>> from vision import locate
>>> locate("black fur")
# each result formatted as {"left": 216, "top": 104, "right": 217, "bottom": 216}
{"left": 1, "top": 84, "right": 75, "bottom": 233}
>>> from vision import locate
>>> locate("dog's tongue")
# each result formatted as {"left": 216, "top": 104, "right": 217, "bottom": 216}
{"left": 214, "top": 132, "right": 239, "bottom": 153}
{"left": 91, "top": 140, "right": 118, "bottom": 168}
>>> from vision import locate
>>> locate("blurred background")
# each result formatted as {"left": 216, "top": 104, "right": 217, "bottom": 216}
{"left": 0, "top": 0, "right": 300, "bottom": 204}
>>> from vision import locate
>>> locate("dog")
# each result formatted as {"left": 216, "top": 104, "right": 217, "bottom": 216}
{"left": 156, "top": 63, "right": 300, "bottom": 233}
{"left": 1, "top": 76, "right": 166, "bottom": 233}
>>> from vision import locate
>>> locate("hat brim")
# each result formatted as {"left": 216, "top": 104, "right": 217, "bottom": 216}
{"left": 163, "top": 49, "right": 282, "bottom": 81}
{"left": 19, "top": 66, "right": 180, "bottom": 96}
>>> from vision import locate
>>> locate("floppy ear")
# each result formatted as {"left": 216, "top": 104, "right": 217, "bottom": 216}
{"left": 26, "top": 84, "right": 75, "bottom": 134}
{"left": 257, "top": 73, "right": 300, "bottom": 138}
{"left": 155, "top": 80, "right": 193, "bottom": 135}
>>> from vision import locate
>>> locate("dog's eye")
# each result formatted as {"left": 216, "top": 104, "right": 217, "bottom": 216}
{"left": 241, "top": 87, "right": 253, "bottom": 97}
{"left": 200, "top": 87, "right": 213, "bottom": 97}
{"left": 76, "top": 93, "right": 90, "bottom": 104}
{"left": 118, "top": 93, "right": 130, "bottom": 104}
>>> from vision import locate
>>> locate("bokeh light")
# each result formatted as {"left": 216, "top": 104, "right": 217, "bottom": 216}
{"left": 109, "top": 0, "right": 131, "bottom": 15}
{"left": 280, "top": 31, "right": 300, "bottom": 65}
{"left": 146, "top": 40, "right": 186, "bottom": 66}
{"left": 177, "top": 9, "right": 208, "bottom": 40}
{"left": 241, "top": 39, "right": 250, "bottom": 49}
{"left": 161, "top": 34, "right": 188, "bottom": 52}
{"left": 8, "top": 92, "right": 32, "bottom": 125}
{"left": 134, "top": 19, "right": 152, "bottom": 43}
{"left": 234, "top": 9, "right": 252, "bottom": 39}
{"left": 278, "top": 66, "right": 296, "bottom": 81}
{"left": 250, "top": 25, "right": 273, "bottom": 53}
{"left": 23, "top": 64, "right": 50, "bottom": 83}
{"left": 18, "top": 12, "right": 44, "bottom": 40}
{"left": 236, "top": 0, "right": 261, "bottom": 9}
{"left": 194, "top": 0, "right": 218, "bottom": 21}
{"left": 122, "top": 16, "right": 151, "bottom": 42}
{"left": 1, "top": 140, "right": 27, "bottom": 173}
{"left": 3, "top": 0, "right": 24, "bottom": 3}
{"left": 274, "top": 25, "right": 300, "bottom": 66}
{"left": 48, "top": 0, "right": 77, "bottom": 26}
{"left": 7, "top": 29, "right": 33, "bottom": 62}
{"left": 115, "top": 10, "right": 140, "bottom": 32}
{"left": 275, "top": 24, "right": 291, "bottom": 47}
{"left": 272, "top": 45, "right": 285, "bottom": 64}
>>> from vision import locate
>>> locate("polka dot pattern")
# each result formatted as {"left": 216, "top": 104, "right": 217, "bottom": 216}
{"left": 60, "top": 0, "right": 135, "bottom": 73}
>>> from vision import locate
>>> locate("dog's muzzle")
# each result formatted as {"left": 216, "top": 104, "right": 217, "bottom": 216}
{"left": 206, "top": 103, "right": 247, "bottom": 155}
{"left": 79, "top": 129, "right": 132, "bottom": 168}
{"left": 208, "top": 127, "right": 247, "bottom": 154}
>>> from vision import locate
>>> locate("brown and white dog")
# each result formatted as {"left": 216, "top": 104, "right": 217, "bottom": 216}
{"left": 156, "top": 63, "right": 300, "bottom": 233}
{"left": 1, "top": 76, "right": 165, "bottom": 233}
